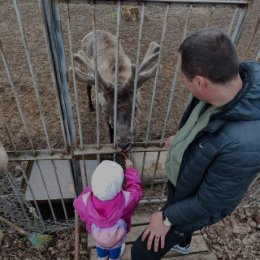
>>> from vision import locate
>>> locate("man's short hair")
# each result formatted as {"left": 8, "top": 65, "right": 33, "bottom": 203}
{"left": 178, "top": 28, "right": 239, "bottom": 84}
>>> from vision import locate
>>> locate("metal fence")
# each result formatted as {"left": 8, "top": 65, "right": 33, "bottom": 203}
{"left": 0, "top": 0, "right": 259, "bottom": 231}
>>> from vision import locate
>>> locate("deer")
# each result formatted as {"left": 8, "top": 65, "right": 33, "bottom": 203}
{"left": 73, "top": 30, "right": 160, "bottom": 151}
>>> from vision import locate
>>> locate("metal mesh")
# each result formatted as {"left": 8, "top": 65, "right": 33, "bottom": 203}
{"left": 0, "top": 167, "right": 44, "bottom": 232}
{"left": 0, "top": 163, "right": 73, "bottom": 232}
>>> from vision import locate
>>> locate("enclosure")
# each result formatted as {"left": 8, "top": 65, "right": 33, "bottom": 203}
{"left": 0, "top": 0, "right": 259, "bottom": 259}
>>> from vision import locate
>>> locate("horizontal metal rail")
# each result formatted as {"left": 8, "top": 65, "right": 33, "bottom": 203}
{"left": 7, "top": 149, "right": 71, "bottom": 161}
{"left": 59, "top": 0, "right": 250, "bottom": 5}
{"left": 74, "top": 143, "right": 168, "bottom": 155}
{"left": 7, "top": 142, "right": 168, "bottom": 160}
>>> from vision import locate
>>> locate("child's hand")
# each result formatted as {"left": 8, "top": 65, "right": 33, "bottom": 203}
{"left": 125, "top": 159, "right": 133, "bottom": 169}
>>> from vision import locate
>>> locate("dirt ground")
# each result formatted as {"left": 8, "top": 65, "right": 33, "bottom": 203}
{"left": 0, "top": 0, "right": 259, "bottom": 151}
{"left": 0, "top": 0, "right": 259, "bottom": 259}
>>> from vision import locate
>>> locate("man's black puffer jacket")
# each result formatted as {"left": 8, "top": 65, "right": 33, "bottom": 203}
{"left": 165, "top": 62, "right": 260, "bottom": 233}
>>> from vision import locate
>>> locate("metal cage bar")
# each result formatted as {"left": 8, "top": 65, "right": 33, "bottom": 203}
{"left": 91, "top": 3, "right": 101, "bottom": 150}
{"left": 37, "top": 0, "right": 68, "bottom": 150}
{"left": 244, "top": 18, "right": 259, "bottom": 59}
{"left": 113, "top": 1, "right": 122, "bottom": 147}
{"left": 36, "top": 161, "right": 58, "bottom": 223}
{"left": 206, "top": 6, "right": 215, "bottom": 27}
{"left": 145, "top": 4, "right": 169, "bottom": 145}
{"left": 231, "top": 4, "right": 251, "bottom": 45}
{"left": 19, "top": 163, "right": 46, "bottom": 228}
{"left": 0, "top": 42, "right": 36, "bottom": 153}
{"left": 66, "top": 1, "right": 84, "bottom": 148}
{"left": 140, "top": 3, "right": 169, "bottom": 181}
{"left": 131, "top": 3, "right": 145, "bottom": 134}
{"left": 39, "top": 0, "right": 82, "bottom": 194}
{"left": 0, "top": 109, "right": 17, "bottom": 155}
{"left": 149, "top": 151, "right": 161, "bottom": 191}
{"left": 39, "top": 0, "right": 76, "bottom": 147}
{"left": 227, "top": 6, "right": 239, "bottom": 36}
{"left": 81, "top": 155, "right": 88, "bottom": 187}
{"left": 13, "top": 0, "right": 52, "bottom": 153}
{"left": 256, "top": 46, "right": 260, "bottom": 61}
{"left": 51, "top": 160, "right": 69, "bottom": 223}
{"left": 160, "top": 5, "right": 193, "bottom": 146}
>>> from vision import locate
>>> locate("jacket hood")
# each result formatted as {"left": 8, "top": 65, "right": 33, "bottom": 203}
{"left": 217, "top": 62, "right": 260, "bottom": 121}
{"left": 86, "top": 190, "right": 125, "bottom": 228}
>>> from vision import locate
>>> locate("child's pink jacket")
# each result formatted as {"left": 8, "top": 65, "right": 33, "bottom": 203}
{"left": 73, "top": 167, "right": 142, "bottom": 234}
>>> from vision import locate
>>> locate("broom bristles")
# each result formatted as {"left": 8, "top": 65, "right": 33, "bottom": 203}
{"left": 28, "top": 233, "right": 53, "bottom": 250}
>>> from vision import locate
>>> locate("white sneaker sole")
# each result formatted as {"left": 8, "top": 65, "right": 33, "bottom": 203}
{"left": 120, "top": 242, "right": 126, "bottom": 257}
{"left": 171, "top": 246, "right": 190, "bottom": 255}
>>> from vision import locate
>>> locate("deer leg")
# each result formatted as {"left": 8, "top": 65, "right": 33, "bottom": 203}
{"left": 87, "top": 84, "right": 95, "bottom": 112}
{"left": 107, "top": 121, "right": 114, "bottom": 143}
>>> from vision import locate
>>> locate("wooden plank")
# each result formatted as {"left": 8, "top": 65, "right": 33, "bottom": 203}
{"left": 90, "top": 234, "right": 209, "bottom": 260}
{"left": 90, "top": 249, "right": 217, "bottom": 260}
{"left": 132, "top": 213, "right": 150, "bottom": 225}
{"left": 163, "top": 252, "right": 218, "bottom": 260}
{"left": 131, "top": 213, "right": 201, "bottom": 234}
{"left": 88, "top": 224, "right": 201, "bottom": 249}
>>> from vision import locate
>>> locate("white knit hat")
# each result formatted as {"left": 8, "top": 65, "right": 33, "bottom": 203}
{"left": 91, "top": 160, "right": 124, "bottom": 201}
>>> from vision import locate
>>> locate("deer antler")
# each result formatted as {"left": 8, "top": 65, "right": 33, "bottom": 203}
{"left": 134, "top": 41, "right": 160, "bottom": 87}
{"left": 139, "top": 42, "right": 160, "bottom": 73}
{"left": 73, "top": 50, "right": 111, "bottom": 90}
{"left": 138, "top": 63, "right": 158, "bottom": 87}
{"left": 73, "top": 67, "right": 95, "bottom": 84}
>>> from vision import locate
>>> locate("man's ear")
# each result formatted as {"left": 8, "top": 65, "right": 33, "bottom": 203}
{"left": 193, "top": 75, "right": 207, "bottom": 91}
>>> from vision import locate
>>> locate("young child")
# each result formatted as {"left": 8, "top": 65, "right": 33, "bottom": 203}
{"left": 73, "top": 159, "right": 142, "bottom": 260}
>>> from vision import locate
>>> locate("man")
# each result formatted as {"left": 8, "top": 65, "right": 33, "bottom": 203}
{"left": 131, "top": 28, "right": 260, "bottom": 260}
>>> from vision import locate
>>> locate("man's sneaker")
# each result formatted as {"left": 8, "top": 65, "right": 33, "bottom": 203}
{"left": 171, "top": 244, "right": 191, "bottom": 254}
{"left": 120, "top": 242, "right": 126, "bottom": 257}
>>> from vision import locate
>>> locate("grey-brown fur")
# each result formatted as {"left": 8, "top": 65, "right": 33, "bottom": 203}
{"left": 73, "top": 30, "right": 160, "bottom": 151}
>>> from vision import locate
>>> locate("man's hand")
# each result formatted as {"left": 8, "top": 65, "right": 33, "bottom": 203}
{"left": 164, "top": 135, "right": 175, "bottom": 149}
{"left": 141, "top": 211, "right": 170, "bottom": 252}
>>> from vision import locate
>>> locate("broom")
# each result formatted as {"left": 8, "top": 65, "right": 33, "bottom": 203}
{"left": 0, "top": 215, "right": 53, "bottom": 250}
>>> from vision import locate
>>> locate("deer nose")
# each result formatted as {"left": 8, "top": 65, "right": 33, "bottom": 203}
{"left": 117, "top": 137, "right": 131, "bottom": 151}
{"left": 120, "top": 142, "right": 130, "bottom": 151}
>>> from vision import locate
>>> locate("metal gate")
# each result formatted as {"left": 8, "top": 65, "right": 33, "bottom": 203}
{"left": 0, "top": 0, "right": 259, "bottom": 231}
